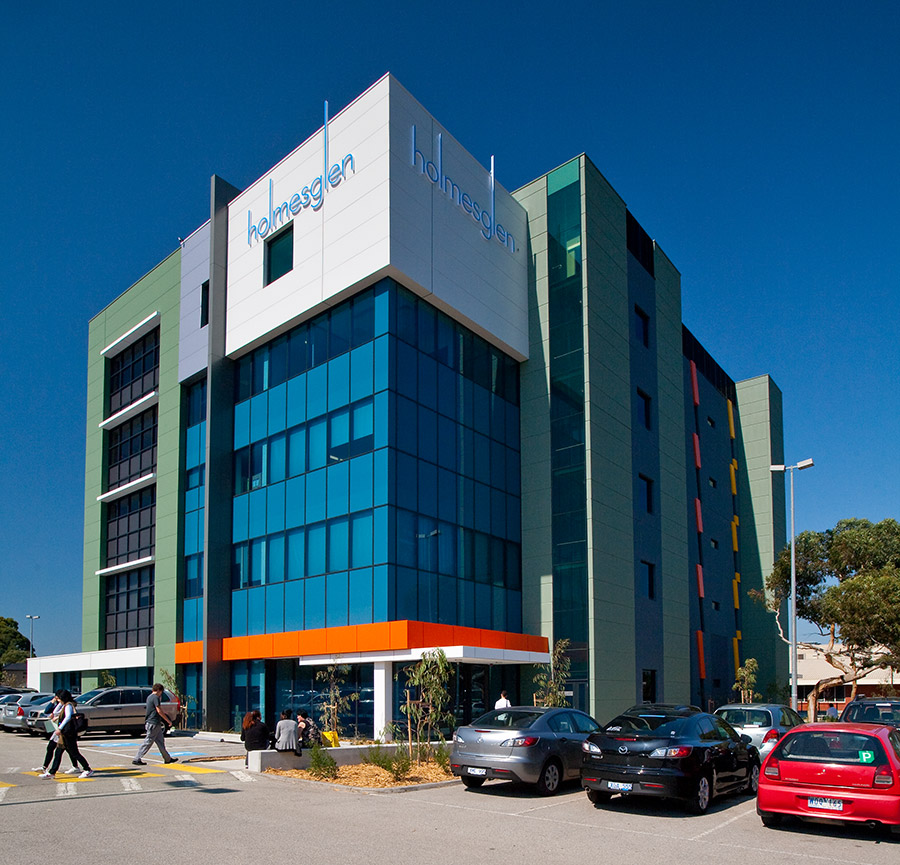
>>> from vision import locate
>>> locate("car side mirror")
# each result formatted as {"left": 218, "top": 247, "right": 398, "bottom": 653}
{"left": 740, "top": 734, "right": 752, "bottom": 744}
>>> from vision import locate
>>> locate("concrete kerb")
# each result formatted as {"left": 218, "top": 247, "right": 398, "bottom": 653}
{"left": 247, "top": 741, "right": 408, "bottom": 773}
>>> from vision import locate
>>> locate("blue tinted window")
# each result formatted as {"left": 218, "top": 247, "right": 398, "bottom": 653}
{"left": 248, "top": 489, "right": 267, "bottom": 538}
{"left": 234, "top": 400, "right": 250, "bottom": 449}
{"left": 438, "top": 576, "right": 457, "bottom": 625}
{"left": 350, "top": 343, "right": 374, "bottom": 402}
{"left": 286, "top": 375, "right": 306, "bottom": 427}
{"left": 285, "top": 476, "right": 305, "bottom": 529}
{"left": 373, "top": 564, "right": 388, "bottom": 620}
{"left": 351, "top": 511, "right": 373, "bottom": 568}
{"left": 305, "top": 469, "right": 326, "bottom": 523}
{"left": 491, "top": 489, "right": 506, "bottom": 538}
{"left": 266, "top": 584, "right": 284, "bottom": 633}
{"left": 418, "top": 406, "right": 437, "bottom": 464}
{"left": 374, "top": 506, "right": 388, "bottom": 565}
{"left": 327, "top": 461, "right": 349, "bottom": 518}
{"left": 507, "top": 496, "right": 521, "bottom": 543}
{"left": 286, "top": 529, "right": 305, "bottom": 580}
{"left": 305, "top": 576, "right": 325, "bottom": 629}
{"left": 418, "top": 571, "right": 438, "bottom": 621}
{"left": 396, "top": 342, "right": 417, "bottom": 399}
{"left": 288, "top": 427, "right": 306, "bottom": 477}
{"left": 249, "top": 538, "right": 265, "bottom": 586}
{"left": 491, "top": 393, "right": 507, "bottom": 442}
{"left": 328, "top": 518, "right": 349, "bottom": 571}
{"left": 351, "top": 400, "right": 374, "bottom": 455}
{"left": 373, "top": 449, "right": 388, "bottom": 507}
{"left": 417, "top": 300, "right": 436, "bottom": 357}
{"left": 458, "top": 578, "right": 474, "bottom": 627}
{"left": 184, "top": 511, "right": 200, "bottom": 556}
{"left": 395, "top": 290, "right": 417, "bottom": 344}
{"left": 417, "top": 515, "right": 438, "bottom": 571}
{"left": 473, "top": 385, "right": 490, "bottom": 436}
{"left": 269, "top": 434, "right": 286, "bottom": 484}
{"left": 437, "top": 365, "right": 458, "bottom": 420}
{"left": 374, "top": 392, "right": 388, "bottom": 448}
{"left": 418, "top": 353, "right": 437, "bottom": 411}
{"left": 231, "top": 590, "right": 248, "bottom": 636}
{"left": 396, "top": 509, "right": 416, "bottom": 567}
{"left": 269, "top": 336, "right": 287, "bottom": 388}
{"left": 328, "top": 353, "right": 350, "bottom": 409}
{"left": 284, "top": 580, "right": 303, "bottom": 630}
{"left": 418, "top": 461, "right": 437, "bottom": 518}
{"left": 435, "top": 314, "right": 456, "bottom": 370}
{"left": 309, "top": 318, "right": 328, "bottom": 368}
{"left": 474, "top": 481, "right": 491, "bottom": 532}
{"left": 396, "top": 452, "right": 417, "bottom": 512}
{"left": 374, "top": 284, "right": 390, "bottom": 335}
{"left": 268, "top": 382, "right": 287, "bottom": 434}
{"left": 330, "top": 408, "right": 350, "bottom": 460}
{"left": 330, "top": 303, "right": 351, "bottom": 357}
{"left": 326, "top": 571, "right": 348, "bottom": 627}
{"left": 492, "top": 586, "right": 507, "bottom": 631}
{"left": 437, "top": 416, "right": 456, "bottom": 470}
{"left": 437, "top": 469, "right": 457, "bottom": 524}
{"left": 250, "top": 392, "right": 268, "bottom": 442}
{"left": 248, "top": 586, "right": 265, "bottom": 634}
{"left": 349, "top": 453, "right": 373, "bottom": 512}
{"left": 183, "top": 598, "right": 198, "bottom": 642}
{"left": 352, "top": 290, "right": 375, "bottom": 346}
{"left": 307, "top": 365, "right": 327, "bottom": 419}
{"left": 396, "top": 567, "right": 417, "bottom": 619}
{"left": 232, "top": 543, "right": 248, "bottom": 589}
{"left": 348, "top": 568, "right": 373, "bottom": 625}
{"left": 475, "top": 583, "right": 491, "bottom": 629}
{"left": 373, "top": 335, "right": 389, "bottom": 392}
{"left": 267, "top": 534, "right": 285, "bottom": 583}
{"left": 396, "top": 396, "right": 417, "bottom": 455}
{"left": 474, "top": 432, "right": 490, "bottom": 481}
{"left": 438, "top": 523, "right": 458, "bottom": 575}
{"left": 306, "top": 524, "right": 326, "bottom": 576}
{"left": 308, "top": 418, "right": 327, "bottom": 470}
{"left": 490, "top": 440, "right": 506, "bottom": 490}
{"left": 268, "top": 483, "right": 284, "bottom": 532}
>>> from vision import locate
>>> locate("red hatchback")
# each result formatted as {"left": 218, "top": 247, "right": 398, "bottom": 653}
{"left": 757, "top": 723, "right": 900, "bottom": 834}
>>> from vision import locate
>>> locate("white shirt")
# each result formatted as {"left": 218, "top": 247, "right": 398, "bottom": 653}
{"left": 494, "top": 697, "right": 511, "bottom": 709}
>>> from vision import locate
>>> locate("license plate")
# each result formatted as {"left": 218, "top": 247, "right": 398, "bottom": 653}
{"left": 608, "top": 781, "right": 633, "bottom": 792}
{"left": 808, "top": 797, "right": 843, "bottom": 812}
{"left": 467, "top": 767, "right": 487, "bottom": 776}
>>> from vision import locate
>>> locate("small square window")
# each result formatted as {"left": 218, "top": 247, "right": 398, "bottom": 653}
{"left": 712, "top": 601, "right": 720, "bottom": 611}
{"left": 707, "top": 416, "right": 716, "bottom": 428}
{"left": 708, "top": 477, "right": 717, "bottom": 488}
{"left": 710, "top": 538, "right": 719, "bottom": 549}
{"left": 265, "top": 224, "right": 293, "bottom": 286}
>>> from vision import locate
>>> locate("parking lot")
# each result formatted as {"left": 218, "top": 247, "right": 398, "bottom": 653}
{"left": 1, "top": 729, "right": 897, "bottom": 865}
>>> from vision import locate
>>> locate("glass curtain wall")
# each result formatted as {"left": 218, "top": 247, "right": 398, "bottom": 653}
{"left": 546, "top": 160, "right": 589, "bottom": 701}
{"left": 182, "top": 379, "right": 207, "bottom": 643}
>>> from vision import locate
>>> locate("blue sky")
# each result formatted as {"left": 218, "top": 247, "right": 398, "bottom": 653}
{"left": 1, "top": 2, "right": 897, "bottom": 656}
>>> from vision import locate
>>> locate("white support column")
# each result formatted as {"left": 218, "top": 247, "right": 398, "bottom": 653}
{"left": 373, "top": 661, "right": 393, "bottom": 741}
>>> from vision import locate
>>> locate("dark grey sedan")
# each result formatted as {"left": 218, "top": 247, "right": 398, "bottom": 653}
{"left": 450, "top": 706, "right": 602, "bottom": 795}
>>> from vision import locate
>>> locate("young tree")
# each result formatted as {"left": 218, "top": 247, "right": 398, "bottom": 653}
{"left": 399, "top": 648, "right": 454, "bottom": 762}
{"left": 732, "top": 658, "right": 761, "bottom": 703}
{"left": 764, "top": 518, "right": 900, "bottom": 719}
{"left": 315, "top": 664, "right": 358, "bottom": 739}
{"left": 533, "top": 638, "right": 571, "bottom": 708}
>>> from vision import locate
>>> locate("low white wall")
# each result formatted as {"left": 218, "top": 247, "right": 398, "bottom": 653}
{"left": 248, "top": 743, "right": 405, "bottom": 773}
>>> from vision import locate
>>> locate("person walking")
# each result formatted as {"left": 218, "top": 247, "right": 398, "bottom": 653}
{"left": 39, "top": 690, "right": 93, "bottom": 778}
{"left": 133, "top": 683, "right": 178, "bottom": 766}
{"left": 274, "top": 708, "right": 299, "bottom": 752}
{"left": 32, "top": 694, "right": 80, "bottom": 775}
{"left": 494, "top": 690, "right": 511, "bottom": 709}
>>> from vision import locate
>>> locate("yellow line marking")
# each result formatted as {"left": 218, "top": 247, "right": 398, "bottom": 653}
{"left": 157, "top": 763, "right": 224, "bottom": 774}
{"left": 0, "top": 781, "right": 16, "bottom": 788}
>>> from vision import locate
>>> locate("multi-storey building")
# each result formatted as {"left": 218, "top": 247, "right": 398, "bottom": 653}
{"left": 29, "top": 75, "right": 787, "bottom": 732}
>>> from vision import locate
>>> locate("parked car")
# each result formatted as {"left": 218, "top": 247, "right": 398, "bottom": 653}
{"left": 28, "top": 686, "right": 178, "bottom": 736}
{"left": 840, "top": 700, "right": 900, "bottom": 726}
{"left": 1, "top": 693, "right": 53, "bottom": 732}
{"left": 581, "top": 703, "right": 760, "bottom": 813}
{"left": 757, "top": 722, "right": 900, "bottom": 833}
{"left": 450, "top": 705, "right": 603, "bottom": 795}
{"left": 715, "top": 703, "right": 804, "bottom": 759}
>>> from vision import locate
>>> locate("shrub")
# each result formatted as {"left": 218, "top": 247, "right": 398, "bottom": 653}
{"left": 433, "top": 743, "right": 450, "bottom": 773}
{"left": 361, "top": 744, "right": 394, "bottom": 772}
{"left": 308, "top": 744, "right": 338, "bottom": 779}
{"left": 388, "top": 748, "right": 411, "bottom": 782}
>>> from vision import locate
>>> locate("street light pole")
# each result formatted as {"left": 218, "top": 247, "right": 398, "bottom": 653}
{"left": 770, "top": 458, "right": 814, "bottom": 713}
{"left": 25, "top": 614, "right": 40, "bottom": 659}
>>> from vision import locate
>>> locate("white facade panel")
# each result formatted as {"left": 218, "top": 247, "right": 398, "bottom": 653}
{"left": 225, "top": 74, "right": 528, "bottom": 360}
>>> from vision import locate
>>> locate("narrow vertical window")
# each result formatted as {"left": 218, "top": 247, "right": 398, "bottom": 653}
{"left": 639, "top": 474, "right": 653, "bottom": 513}
{"left": 200, "top": 280, "right": 209, "bottom": 328}
{"left": 637, "top": 389, "right": 652, "bottom": 430}
{"left": 634, "top": 305, "right": 650, "bottom": 348}
{"left": 641, "top": 560, "right": 655, "bottom": 599}
{"left": 265, "top": 224, "right": 293, "bottom": 286}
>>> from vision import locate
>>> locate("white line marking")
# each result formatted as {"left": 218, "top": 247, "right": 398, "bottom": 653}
{"left": 173, "top": 774, "right": 198, "bottom": 785}
{"left": 689, "top": 805, "right": 756, "bottom": 840}
{"left": 230, "top": 770, "right": 253, "bottom": 782}
{"left": 0, "top": 788, "right": 8, "bottom": 803}
{"left": 120, "top": 778, "right": 142, "bottom": 792}
{"left": 56, "top": 782, "right": 77, "bottom": 797}
{"left": 4, "top": 768, "right": 20, "bottom": 774}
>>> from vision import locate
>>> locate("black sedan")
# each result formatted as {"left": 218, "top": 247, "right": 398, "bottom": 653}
{"left": 580, "top": 704, "right": 760, "bottom": 813}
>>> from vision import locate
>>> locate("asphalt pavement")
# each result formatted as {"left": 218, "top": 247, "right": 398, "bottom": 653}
{"left": 1, "top": 729, "right": 897, "bottom": 865}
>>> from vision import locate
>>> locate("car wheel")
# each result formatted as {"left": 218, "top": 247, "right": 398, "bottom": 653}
{"left": 688, "top": 772, "right": 712, "bottom": 814}
{"left": 586, "top": 788, "right": 611, "bottom": 805}
{"left": 461, "top": 776, "right": 485, "bottom": 789}
{"left": 745, "top": 761, "right": 760, "bottom": 795}
{"left": 759, "top": 809, "right": 782, "bottom": 828}
{"left": 536, "top": 760, "right": 562, "bottom": 796}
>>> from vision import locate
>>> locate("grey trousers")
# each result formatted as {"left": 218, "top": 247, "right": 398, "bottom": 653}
{"left": 136, "top": 722, "right": 172, "bottom": 761}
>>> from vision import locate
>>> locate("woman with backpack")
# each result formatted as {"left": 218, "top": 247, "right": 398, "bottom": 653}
{"left": 39, "top": 690, "right": 93, "bottom": 779}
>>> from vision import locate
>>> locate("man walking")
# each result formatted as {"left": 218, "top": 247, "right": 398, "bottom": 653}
{"left": 133, "top": 684, "right": 178, "bottom": 766}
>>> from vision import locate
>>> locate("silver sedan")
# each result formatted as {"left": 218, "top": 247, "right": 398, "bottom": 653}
{"left": 451, "top": 706, "right": 602, "bottom": 795}
{"left": 714, "top": 703, "right": 803, "bottom": 758}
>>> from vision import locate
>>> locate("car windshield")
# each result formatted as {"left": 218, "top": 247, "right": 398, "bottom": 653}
{"left": 471, "top": 709, "right": 543, "bottom": 729}
{"left": 604, "top": 713, "right": 692, "bottom": 737}
{"left": 777, "top": 730, "right": 887, "bottom": 764}
{"left": 717, "top": 709, "right": 772, "bottom": 727}
{"left": 31, "top": 694, "right": 53, "bottom": 705}
{"left": 841, "top": 702, "right": 900, "bottom": 724}
{"left": 76, "top": 688, "right": 107, "bottom": 704}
